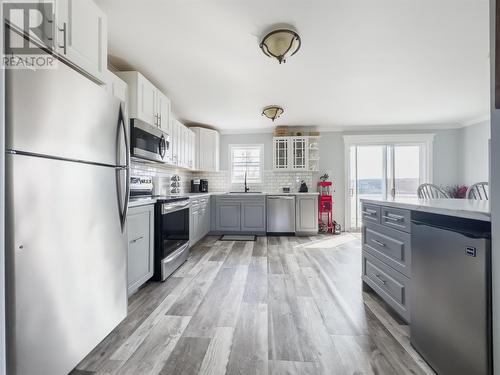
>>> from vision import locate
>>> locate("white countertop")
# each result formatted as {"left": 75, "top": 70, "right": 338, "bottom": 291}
{"left": 129, "top": 191, "right": 320, "bottom": 207}
{"left": 361, "top": 197, "right": 490, "bottom": 222}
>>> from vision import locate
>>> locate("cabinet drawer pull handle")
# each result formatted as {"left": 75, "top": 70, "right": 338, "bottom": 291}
{"left": 375, "top": 274, "right": 387, "bottom": 285}
{"left": 130, "top": 235, "right": 144, "bottom": 244}
{"left": 362, "top": 209, "right": 376, "bottom": 216}
{"left": 58, "top": 22, "right": 67, "bottom": 54}
{"left": 383, "top": 215, "right": 404, "bottom": 222}
{"left": 371, "top": 239, "right": 386, "bottom": 247}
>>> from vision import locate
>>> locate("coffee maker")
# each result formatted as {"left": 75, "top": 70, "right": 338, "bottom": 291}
{"left": 199, "top": 179, "right": 208, "bottom": 192}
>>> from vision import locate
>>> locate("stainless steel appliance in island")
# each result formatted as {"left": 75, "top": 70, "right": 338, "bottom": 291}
{"left": 5, "top": 59, "right": 130, "bottom": 374}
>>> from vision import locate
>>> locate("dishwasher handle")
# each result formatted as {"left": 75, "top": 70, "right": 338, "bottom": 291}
{"left": 267, "top": 196, "right": 295, "bottom": 200}
{"left": 412, "top": 219, "right": 491, "bottom": 240}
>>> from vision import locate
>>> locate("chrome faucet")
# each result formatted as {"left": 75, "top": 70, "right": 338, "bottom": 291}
{"left": 244, "top": 171, "right": 250, "bottom": 193}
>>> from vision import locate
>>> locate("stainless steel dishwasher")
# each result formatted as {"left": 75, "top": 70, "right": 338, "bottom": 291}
{"left": 266, "top": 195, "right": 296, "bottom": 233}
{"left": 411, "top": 211, "right": 491, "bottom": 375}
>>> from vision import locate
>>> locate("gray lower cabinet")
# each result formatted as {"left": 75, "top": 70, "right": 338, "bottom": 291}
{"left": 361, "top": 201, "right": 412, "bottom": 322}
{"left": 190, "top": 196, "right": 210, "bottom": 245}
{"left": 214, "top": 195, "right": 266, "bottom": 234}
{"left": 241, "top": 203, "right": 266, "bottom": 231}
{"left": 127, "top": 204, "right": 154, "bottom": 296}
{"left": 295, "top": 195, "right": 318, "bottom": 235}
{"left": 216, "top": 202, "right": 241, "bottom": 231}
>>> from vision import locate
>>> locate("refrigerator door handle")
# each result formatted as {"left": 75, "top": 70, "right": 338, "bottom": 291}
{"left": 116, "top": 103, "right": 130, "bottom": 231}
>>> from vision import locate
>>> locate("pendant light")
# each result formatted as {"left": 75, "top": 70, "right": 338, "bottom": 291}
{"left": 260, "top": 29, "right": 301, "bottom": 64}
{"left": 262, "top": 106, "right": 284, "bottom": 122}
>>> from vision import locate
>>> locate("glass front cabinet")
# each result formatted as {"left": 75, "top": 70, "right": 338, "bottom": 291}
{"left": 273, "top": 136, "right": 318, "bottom": 170}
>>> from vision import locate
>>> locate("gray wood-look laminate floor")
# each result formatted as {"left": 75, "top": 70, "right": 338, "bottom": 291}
{"left": 74, "top": 234, "right": 435, "bottom": 375}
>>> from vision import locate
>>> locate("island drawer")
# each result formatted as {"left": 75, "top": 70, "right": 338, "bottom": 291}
{"left": 361, "top": 203, "right": 381, "bottom": 224}
{"left": 362, "top": 251, "right": 410, "bottom": 322}
{"left": 362, "top": 222, "right": 411, "bottom": 277}
{"left": 381, "top": 206, "right": 411, "bottom": 233}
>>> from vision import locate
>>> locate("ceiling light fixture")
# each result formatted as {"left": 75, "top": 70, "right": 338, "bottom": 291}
{"left": 262, "top": 106, "right": 284, "bottom": 122}
{"left": 259, "top": 29, "right": 301, "bottom": 64}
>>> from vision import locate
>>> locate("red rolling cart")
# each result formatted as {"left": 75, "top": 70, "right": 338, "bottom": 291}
{"left": 318, "top": 182, "right": 334, "bottom": 233}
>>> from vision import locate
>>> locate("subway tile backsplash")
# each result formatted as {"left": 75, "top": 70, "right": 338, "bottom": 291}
{"left": 191, "top": 170, "right": 316, "bottom": 193}
{"left": 132, "top": 161, "right": 317, "bottom": 195}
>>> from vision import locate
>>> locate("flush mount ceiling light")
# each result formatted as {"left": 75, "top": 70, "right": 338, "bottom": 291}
{"left": 262, "top": 106, "right": 284, "bottom": 122}
{"left": 259, "top": 29, "right": 301, "bottom": 64}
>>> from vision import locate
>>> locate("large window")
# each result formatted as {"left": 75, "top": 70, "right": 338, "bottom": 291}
{"left": 230, "top": 144, "right": 263, "bottom": 184}
{"left": 344, "top": 134, "right": 434, "bottom": 231}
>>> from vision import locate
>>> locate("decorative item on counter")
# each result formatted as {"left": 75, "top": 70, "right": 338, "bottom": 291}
{"left": 170, "top": 175, "right": 181, "bottom": 195}
{"left": 299, "top": 180, "right": 308, "bottom": 193}
{"left": 282, "top": 186, "right": 291, "bottom": 193}
{"left": 445, "top": 185, "right": 468, "bottom": 199}
{"left": 319, "top": 173, "right": 329, "bottom": 182}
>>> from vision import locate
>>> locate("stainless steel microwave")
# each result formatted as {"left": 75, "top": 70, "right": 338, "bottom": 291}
{"left": 130, "top": 118, "right": 170, "bottom": 163}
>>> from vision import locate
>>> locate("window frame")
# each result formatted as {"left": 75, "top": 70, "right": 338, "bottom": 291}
{"left": 229, "top": 144, "right": 264, "bottom": 184}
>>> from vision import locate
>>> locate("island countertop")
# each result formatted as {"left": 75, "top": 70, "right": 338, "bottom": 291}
{"left": 360, "top": 197, "right": 490, "bottom": 222}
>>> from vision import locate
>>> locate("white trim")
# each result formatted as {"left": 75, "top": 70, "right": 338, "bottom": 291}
{"left": 229, "top": 144, "right": 264, "bottom": 184}
{"left": 217, "top": 120, "right": 488, "bottom": 134}
{"left": 343, "top": 133, "right": 435, "bottom": 145}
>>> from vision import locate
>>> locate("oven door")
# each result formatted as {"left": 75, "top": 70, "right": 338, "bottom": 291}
{"left": 130, "top": 119, "right": 170, "bottom": 163}
{"left": 159, "top": 201, "right": 190, "bottom": 258}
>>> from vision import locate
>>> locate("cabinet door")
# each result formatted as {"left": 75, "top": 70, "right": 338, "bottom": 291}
{"left": 241, "top": 203, "right": 266, "bottom": 232}
{"left": 296, "top": 196, "right": 318, "bottom": 234}
{"left": 127, "top": 205, "right": 154, "bottom": 296}
{"left": 156, "top": 92, "right": 171, "bottom": 133}
{"left": 136, "top": 75, "right": 157, "bottom": 126}
{"left": 291, "top": 137, "right": 307, "bottom": 170}
{"left": 105, "top": 70, "right": 127, "bottom": 102}
{"left": 274, "top": 138, "right": 289, "bottom": 169}
{"left": 216, "top": 202, "right": 241, "bottom": 231}
{"left": 189, "top": 206, "right": 197, "bottom": 244}
{"left": 56, "top": 0, "right": 107, "bottom": 82}
{"left": 171, "top": 120, "right": 179, "bottom": 165}
{"left": 180, "top": 125, "right": 187, "bottom": 168}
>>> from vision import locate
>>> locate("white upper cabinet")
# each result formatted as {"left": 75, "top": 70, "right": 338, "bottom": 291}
{"left": 105, "top": 70, "right": 127, "bottom": 103}
{"left": 273, "top": 136, "right": 319, "bottom": 171}
{"left": 56, "top": 0, "right": 108, "bottom": 82}
{"left": 117, "top": 71, "right": 171, "bottom": 130}
{"left": 191, "top": 127, "right": 219, "bottom": 172}
{"left": 5, "top": 0, "right": 107, "bottom": 82}
{"left": 156, "top": 92, "right": 171, "bottom": 134}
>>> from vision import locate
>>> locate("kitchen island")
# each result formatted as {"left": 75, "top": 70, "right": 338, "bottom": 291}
{"left": 360, "top": 197, "right": 491, "bottom": 375}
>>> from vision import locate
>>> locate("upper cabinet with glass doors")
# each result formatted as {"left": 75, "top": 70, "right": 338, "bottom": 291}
{"left": 273, "top": 136, "right": 320, "bottom": 171}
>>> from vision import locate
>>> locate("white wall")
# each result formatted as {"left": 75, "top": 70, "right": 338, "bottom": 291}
{"left": 459, "top": 120, "right": 491, "bottom": 186}
{"left": 219, "top": 127, "right": 464, "bottom": 229}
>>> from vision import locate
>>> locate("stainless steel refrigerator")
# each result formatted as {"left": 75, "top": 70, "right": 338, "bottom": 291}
{"left": 5, "top": 60, "right": 130, "bottom": 374}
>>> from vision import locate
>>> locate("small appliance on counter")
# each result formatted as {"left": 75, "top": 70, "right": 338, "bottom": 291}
{"left": 299, "top": 180, "right": 309, "bottom": 192}
{"left": 200, "top": 179, "right": 208, "bottom": 192}
{"left": 171, "top": 175, "right": 181, "bottom": 195}
{"left": 191, "top": 179, "right": 208, "bottom": 193}
{"left": 130, "top": 176, "right": 153, "bottom": 198}
{"left": 191, "top": 179, "right": 200, "bottom": 193}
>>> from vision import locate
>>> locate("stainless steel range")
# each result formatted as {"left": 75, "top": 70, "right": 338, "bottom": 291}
{"left": 154, "top": 197, "right": 190, "bottom": 281}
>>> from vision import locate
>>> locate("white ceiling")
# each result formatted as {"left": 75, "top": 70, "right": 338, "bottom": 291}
{"left": 96, "top": 0, "right": 490, "bottom": 132}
